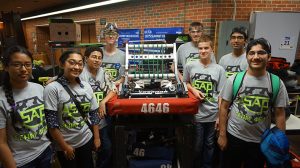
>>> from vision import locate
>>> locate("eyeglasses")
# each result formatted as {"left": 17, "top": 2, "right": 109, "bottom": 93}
{"left": 10, "top": 62, "right": 32, "bottom": 69}
{"left": 230, "top": 36, "right": 245, "bottom": 40}
{"left": 89, "top": 55, "right": 102, "bottom": 60}
{"left": 66, "top": 59, "right": 84, "bottom": 67}
{"left": 105, "top": 32, "right": 118, "bottom": 37}
{"left": 190, "top": 30, "right": 202, "bottom": 34}
{"left": 248, "top": 50, "right": 268, "bottom": 57}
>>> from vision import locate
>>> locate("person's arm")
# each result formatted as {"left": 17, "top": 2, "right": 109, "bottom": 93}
{"left": 49, "top": 128, "right": 75, "bottom": 160}
{"left": 217, "top": 99, "right": 231, "bottom": 151}
{"left": 0, "top": 128, "right": 16, "bottom": 168}
{"left": 115, "top": 76, "right": 125, "bottom": 86}
{"left": 171, "top": 63, "right": 183, "bottom": 82}
{"left": 187, "top": 82, "right": 205, "bottom": 100}
{"left": 99, "top": 90, "right": 117, "bottom": 118}
{"left": 92, "top": 125, "right": 100, "bottom": 150}
{"left": 274, "top": 107, "right": 286, "bottom": 131}
{"left": 215, "top": 96, "right": 223, "bottom": 130}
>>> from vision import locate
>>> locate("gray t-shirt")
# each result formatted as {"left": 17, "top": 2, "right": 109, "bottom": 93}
{"left": 220, "top": 73, "right": 289, "bottom": 143}
{"left": 101, "top": 47, "right": 125, "bottom": 81}
{"left": 44, "top": 81, "right": 99, "bottom": 150}
{"left": 0, "top": 82, "right": 50, "bottom": 167}
{"left": 177, "top": 42, "right": 216, "bottom": 68}
{"left": 183, "top": 61, "right": 226, "bottom": 122}
{"left": 219, "top": 52, "right": 248, "bottom": 78}
{"left": 80, "top": 66, "right": 112, "bottom": 129}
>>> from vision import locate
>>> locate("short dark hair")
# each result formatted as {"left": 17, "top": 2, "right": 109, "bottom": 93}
{"left": 246, "top": 38, "right": 271, "bottom": 55}
{"left": 189, "top": 22, "right": 203, "bottom": 31}
{"left": 230, "top": 26, "right": 248, "bottom": 39}
{"left": 84, "top": 46, "right": 103, "bottom": 58}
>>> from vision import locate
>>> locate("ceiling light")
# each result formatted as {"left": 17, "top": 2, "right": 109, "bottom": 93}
{"left": 21, "top": 0, "right": 128, "bottom": 21}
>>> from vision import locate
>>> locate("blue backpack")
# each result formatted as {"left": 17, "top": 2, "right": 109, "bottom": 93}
{"left": 260, "top": 127, "right": 290, "bottom": 167}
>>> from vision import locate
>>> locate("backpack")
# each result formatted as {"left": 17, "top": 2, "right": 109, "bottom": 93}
{"left": 260, "top": 126, "right": 291, "bottom": 167}
{"left": 232, "top": 71, "right": 280, "bottom": 104}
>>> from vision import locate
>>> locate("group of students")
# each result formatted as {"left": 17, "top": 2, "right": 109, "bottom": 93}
{"left": 0, "top": 21, "right": 289, "bottom": 168}
{"left": 0, "top": 23, "right": 123, "bottom": 168}
{"left": 180, "top": 22, "right": 289, "bottom": 168}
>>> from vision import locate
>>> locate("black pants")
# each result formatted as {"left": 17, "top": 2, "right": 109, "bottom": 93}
{"left": 222, "top": 133, "right": 265, "bottom": 168}
{"left": 57, "top": 138, "right": 94, "bottom": 168}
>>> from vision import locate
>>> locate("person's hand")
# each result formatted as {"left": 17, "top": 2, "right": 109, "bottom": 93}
{"left": 94, "top": 138, "right": 101, "bottom": 151}
{"left": 217, "top": 134, "right": 228, "bottom": 151}
{"left": 215, "top": 118, "right": 220, "bottom": 131}
{"left": 99, "top": 102, "right": 106, "bottom": 119}
{"left": 63, "top": 144, "right": 75, "bottom": 160}
{"left": 191, "top": 88, "right": 205, "bottom": 100}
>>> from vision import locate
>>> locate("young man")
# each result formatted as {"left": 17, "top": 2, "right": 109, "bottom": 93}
{"left": 219, "top": 26, "right": 248, "bottom": 78}
{"left": 174, "top": 22, "right": 216, "bottom": 81}
{"left": 101, "top": 23, "right": 125, "bottom": 86}
{"left": 97, "top": 22, "right": 125, "bottom": 168}
{"left": 218, "top": 38, "right": 289, "bottom": 168}
{"left": 183, "top": 35, "right": 226, "bottom": 168}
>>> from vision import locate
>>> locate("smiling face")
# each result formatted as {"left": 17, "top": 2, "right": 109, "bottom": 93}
{"left": 246, "top": 44, "right": 271, "bottom": 71}
{"left": 86, "top": 51, "right": 102, "bottom": 71}
{"left": 104, "top": 31, "right": 119, "bottom": 45}
{"left": 230, "top": 32, "right": 246, "bottom": 50}
{"left": 5, "top": 52, "right": 33, "bottom": 85}
{"left": 62, "top": 53, "right": 84, "bottom": 81}
{"left": 189, "top": 26, "right": 203, "bottom": 43}
{"left": 198, "top": 41, "right": 213, "bottom": 61}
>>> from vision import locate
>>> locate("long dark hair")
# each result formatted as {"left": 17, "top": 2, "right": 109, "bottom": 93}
{"left": 0, "top": 45, "right": 33, "bottom": 126}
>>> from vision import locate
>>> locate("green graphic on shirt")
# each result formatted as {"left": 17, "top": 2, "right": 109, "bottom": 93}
{"left": 94, "top": 91, "right": 104, "bottom": 104}
{"left": 185, "top": 53, "right": 199, "bottom": 64}
{"left": 105, "top": 68, "right": 118, "bottom": 78}
{"left": 192, "top": 80, "right": 213, "bottom": 96}
{"left": 226, "top": 71, "right": 237, "bottom": 78}
{"left": 62, "top": 102, "right": 91, "bottom": 129}
{"left": 12, "top": 97, "right": 47, "bottom": 141}
{"left": 242, "top": 95, "right": 269, "bottom": 114}
{"left": 236, "top": 87, "right": 270, "bottom": 124}
{"left": 225, "top": 65, "right": 242, "bottom": 78}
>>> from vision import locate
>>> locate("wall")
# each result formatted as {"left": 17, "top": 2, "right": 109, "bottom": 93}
{"left": 22, "top": 0, "right": 300, "bottom": 60}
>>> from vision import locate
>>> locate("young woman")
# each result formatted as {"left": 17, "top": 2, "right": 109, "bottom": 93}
{"left": 43, "top": 51, "right": 100, "bottom": 168}
{"left": 0, "top": 45, "right": 52, "bottom": 168}
{"left": 80, "top": 46, "right": 117, "bottom": 168}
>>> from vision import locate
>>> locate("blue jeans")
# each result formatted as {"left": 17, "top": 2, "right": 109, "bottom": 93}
{"left": 19, "top": 145, "right": 52, "bottom": 168}
{"left": 193, "top": 122, "right": 216, "bottom": 168}
{"left": 96, "top": 117, "right": 112, "bottom": 168}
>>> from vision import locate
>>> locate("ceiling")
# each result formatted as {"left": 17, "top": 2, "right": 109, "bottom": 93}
{"left": 0, "top": 0, "right": 102, "bottom": 18}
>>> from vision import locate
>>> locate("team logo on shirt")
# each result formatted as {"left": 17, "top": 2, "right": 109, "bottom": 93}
{"left": 236, "top": 87, "right": 271, "bottom": 124}
{"left": 101, "top": 62, "right": 121, "bottom": 80}
{"left": 62, "top": 95, "right": 92, "bottom": 129}
{"left": 225, "top": 65, "right": 242, "bottom": 78}
{"left": 9, "top": 96, "right": 47, "bottom": 141}
{"left": 191, "top": 73, "right": 216, "bottom": 102}
{"left": 185, "top": 53, "right": 199, "bottom": 64}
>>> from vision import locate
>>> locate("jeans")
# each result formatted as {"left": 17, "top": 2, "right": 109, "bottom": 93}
{"left": 96, "top": 124, "right": 112, "bottom": 168}
{"left": 193, "top": 122, "right": 216, "bottom": 168}
{"left": 222, "top": 132, "right": 265, "bottom": 168}
{"left": 19, "top": 145, "right": 52, "bottom": 168}
{"left": 56, "top": 138, "right": 94, "bottom": 168}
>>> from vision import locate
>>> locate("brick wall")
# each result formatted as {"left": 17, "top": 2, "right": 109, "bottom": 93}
{"left": 22, "top": 0, "right": 300, "bottom": 60}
